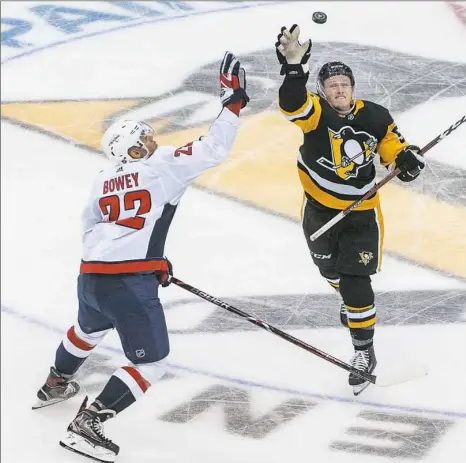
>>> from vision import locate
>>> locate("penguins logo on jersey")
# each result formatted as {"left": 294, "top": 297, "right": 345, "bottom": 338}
{"left": 317, "top": 127, "right": 377, "bottom": 180}
{"left": 359, "top": 251, "right": 374, "bottom": 266}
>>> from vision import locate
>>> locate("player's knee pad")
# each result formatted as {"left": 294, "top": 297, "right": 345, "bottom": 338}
{"left": 339, "top": 274, "right": 374, "bottom": 308}
{"left": 75, "top": 323, "right": 110, "bottom": 344}
{"left": 63, "top": 323, "right": 110, "bottom": 359}
{"left": 111, "top": 361, "right": 166, "bottom": 403}
{"left": 132, "top": 360, "right": 167, "bottom": 385}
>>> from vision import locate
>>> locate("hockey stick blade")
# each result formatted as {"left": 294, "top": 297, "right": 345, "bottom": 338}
{"left": 372, "top": 363, "right": 429, "bottom": 387}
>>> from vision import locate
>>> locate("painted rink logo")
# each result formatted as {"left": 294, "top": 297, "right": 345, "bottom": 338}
{"left": 2, "top": 42, "right": 466, "bottom": 278}
{"left": 1, "top": 1, "right": 268, "bottom": 60}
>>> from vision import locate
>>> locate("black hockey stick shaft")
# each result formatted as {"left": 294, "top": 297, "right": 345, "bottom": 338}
{"left": 310, "top": 114, "right": 466, "bottom": 241}
{"left": 170, "top": 276, "right": 377, "bottom": 384}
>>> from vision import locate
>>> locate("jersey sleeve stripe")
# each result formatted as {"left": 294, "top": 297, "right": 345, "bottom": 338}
{"left": 280, "top": 90, "right": 312, "bottom": 117}
{"left": 290, "top": 94, "right": 322, "bottom": 133}
{"left": 378, "top": 122, "right": 408, "bottom": 166}
{"left": 280, "top": 93, "right": 323, "bottom": 132}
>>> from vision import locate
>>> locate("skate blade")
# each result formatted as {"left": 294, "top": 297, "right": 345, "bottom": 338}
{"left": 352, "top": 381, "right": 371, "bottom": 396}
{"left": 32, "top": 396, "right": 69, "bottom": 410}
{"left": 60, "top": 432, "right": 116, "bottom": 463}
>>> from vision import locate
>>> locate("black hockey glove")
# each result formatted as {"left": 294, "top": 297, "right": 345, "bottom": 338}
{"left": 394, "top": 145, "right": 425, "bottom": 182}
{"left": 156, "top": 258, "right": 173, "bottom": 287}
{"left": 219, "top": 51, "right": 249, "bottom": 115}
{"left": 275, "top": 24, "right": 312, "bottom": 77}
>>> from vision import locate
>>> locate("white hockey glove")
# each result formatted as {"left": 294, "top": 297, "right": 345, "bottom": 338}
{"left": 275, "top": 24, "right": 312, "bottom": 77}
{"left": 219, "top": 51, "right": 249, "bottom": 115}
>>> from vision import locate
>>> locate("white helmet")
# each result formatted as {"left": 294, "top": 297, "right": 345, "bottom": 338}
{"left": 101, "top": 119, "right": 155, "bottom": 163}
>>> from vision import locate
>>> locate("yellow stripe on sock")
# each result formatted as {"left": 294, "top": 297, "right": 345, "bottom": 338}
{"left": 345, "top": 304, "right": 374, "bottom": 312}
{"left": 348, "top": 318, "right": 376, "bottom": 328}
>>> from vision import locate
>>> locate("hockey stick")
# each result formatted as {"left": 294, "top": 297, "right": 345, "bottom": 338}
{"left": 171, "top": 276, "right": 427, "bottom": 388}
{"left": 310, "top": 115, "right": 466, "bottom": 242}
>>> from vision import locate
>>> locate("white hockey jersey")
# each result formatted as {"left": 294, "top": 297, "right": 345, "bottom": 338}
{"left": 80, "top": 108, "right": 240, "bottom": 274}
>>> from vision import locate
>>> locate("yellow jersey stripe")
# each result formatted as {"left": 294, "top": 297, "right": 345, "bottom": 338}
{"left": 293, "top": 94, "right": 322, "bottom": 133}
{"left": 378, "top": 122, "right": 408, "bottom": 167}
{"left": 298, "top": 169, "right": 380, "bottom": 211}
{"left": 375, "top": 202, "right": 384, "bottom": 272}
{"left": 279, "top": 91, "right": 312, "bottom": 118}
{"left": 280, "top": 93, "right": 322, "bottom": 134}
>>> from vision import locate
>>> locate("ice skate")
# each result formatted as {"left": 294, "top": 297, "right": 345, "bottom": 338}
{"left": 33, "top": 366, "right": 80, "bottom": 409}
{"left": 348, "top": 346, "right": 377, "bottom": 396}
{"left": 60, "top": 396, "right": 119, "bottom": 463}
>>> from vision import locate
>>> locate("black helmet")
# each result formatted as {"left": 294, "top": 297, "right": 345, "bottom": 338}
{"left": 316, "top": 61, "right": 355, "bottom": 98}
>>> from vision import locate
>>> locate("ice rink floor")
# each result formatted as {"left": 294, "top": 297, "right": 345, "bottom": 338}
{"left": 2, "top": 2, "right": 466, "bottom": 462}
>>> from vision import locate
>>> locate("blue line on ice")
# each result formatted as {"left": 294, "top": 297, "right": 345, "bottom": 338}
{"left": 2, "top": 303, "right": 465, "bottom": 420}
{"left": 1, "top": 2, "right": 276, "bottom": 65}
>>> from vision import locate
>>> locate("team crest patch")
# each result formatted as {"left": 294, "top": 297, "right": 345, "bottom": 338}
{"left": 317, "top": 126, "right": 377, "bottom": 180}
{"left": 359, "top": 251, "right": 374, "bottom": 266}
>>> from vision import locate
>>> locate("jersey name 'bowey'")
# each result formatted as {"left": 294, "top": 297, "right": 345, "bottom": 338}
{"left": 279, "top": 76, "right": 408, "bottom": 211}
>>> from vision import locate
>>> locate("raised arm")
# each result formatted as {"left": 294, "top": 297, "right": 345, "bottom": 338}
{"left": 155, "top": 51, "right": 249, "bottom": 187}
{"left": 276, "top": 25, "right": 322, "bottom": 133}
{"left": 158, "top": 107, "right": 241, "bottom": 185}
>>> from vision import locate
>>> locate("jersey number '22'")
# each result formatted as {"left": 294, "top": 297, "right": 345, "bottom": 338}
{"left": 99, "top": 190, "right": 152, "bottom": 230}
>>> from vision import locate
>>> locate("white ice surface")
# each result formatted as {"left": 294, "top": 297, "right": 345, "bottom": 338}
{"left": 2, "top": 2, "right": 466, "bottom": 463}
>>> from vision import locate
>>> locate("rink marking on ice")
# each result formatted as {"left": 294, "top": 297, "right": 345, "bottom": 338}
{"left": 3, "top": 303, "right": 465, "bottom": 421}
{"left": 1, "top": 2, "right": 277, "bottom": 65}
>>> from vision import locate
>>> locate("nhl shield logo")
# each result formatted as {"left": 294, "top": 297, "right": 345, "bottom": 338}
{"left": 359, "top": 251, "right": 374, "bottom": 266}
{"left": 135, "top": 349, "right": 146, "bottom": 358}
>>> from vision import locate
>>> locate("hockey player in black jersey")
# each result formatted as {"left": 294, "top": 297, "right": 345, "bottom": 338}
{"left": 276, "top": 25, "right": 425, "bottom": 395}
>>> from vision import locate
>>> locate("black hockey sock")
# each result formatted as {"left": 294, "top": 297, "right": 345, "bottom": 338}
{"left": 93, "top": 366, "right": 150, "bottom": 415}
{"left": 350, "top": 324, "right": 375, "bottom": 350}
{"left": 339, "top": 274, "right": 376, "bottom": 350}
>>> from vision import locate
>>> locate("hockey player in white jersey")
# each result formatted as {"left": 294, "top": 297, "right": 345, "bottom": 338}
{"left": 33, "top": 51, "right": 249, "bottom": 462}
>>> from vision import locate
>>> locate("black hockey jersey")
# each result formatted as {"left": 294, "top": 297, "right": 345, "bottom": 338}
{"left": 279, "top": 74, "right": 408, "bottom": 211}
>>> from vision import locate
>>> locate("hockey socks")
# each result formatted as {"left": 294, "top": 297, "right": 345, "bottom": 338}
{"left": 92, "top": 366, "right": 151, "bottom": 415}
{"left": 339, "top": 274, "right": 376, "bottom": 350}
{"left": 55, "top": 324, "right": 109, "bottom": 376}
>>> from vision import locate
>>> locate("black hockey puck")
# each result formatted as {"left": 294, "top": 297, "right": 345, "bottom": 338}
{"left": 312, "top": 11, "right": 327, "bottom": 24}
